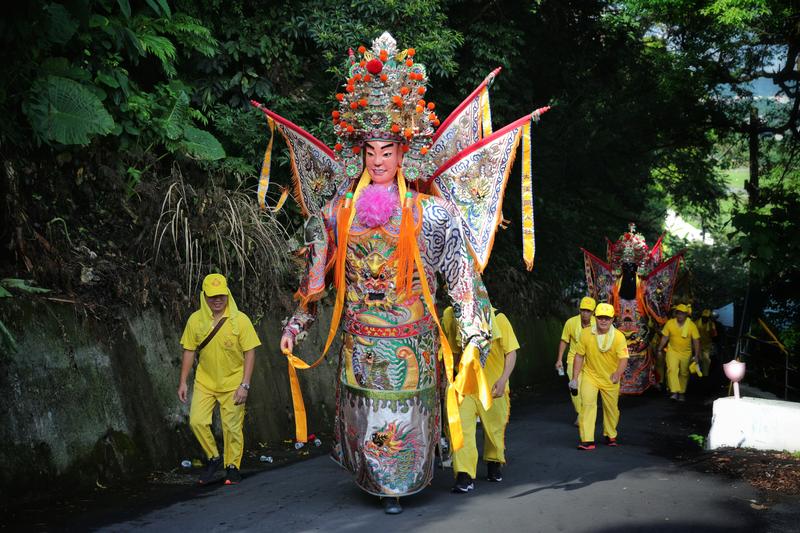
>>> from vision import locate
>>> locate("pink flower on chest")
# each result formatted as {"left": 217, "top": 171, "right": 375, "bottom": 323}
{"left": 355, "top": 185, "right": 398, "bottom": 228}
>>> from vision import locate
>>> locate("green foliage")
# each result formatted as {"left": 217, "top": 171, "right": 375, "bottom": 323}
{"left": 181, "top": 126, "right": 226, "bottom": 161}
{"left": 700, "top": 0, "right": 771, "bottom": 26}
{"left": 162, "top": 90, "right": 190, "bottom": 140}
{"left": 43, "top": 3, "right": 79, "bottom": 44}
{"left": 730, "top": 181, "right": 800, "bottom": 281}
{"left": 3, "top": 0, "right": 222, "bottom": 162}
{"left": 678, "top": 239, "right": 749, "bottom": 309}
{"left": 781, "top": 327, "right": 799, "bottom": 354}
{"left": 688, "top": 433, "right": 705, "bottom": 447}
{"left": 145, "top": 0, "right": 173, "bottom": 18}
{"left": 1, "top": 279, "right": 51, "bottom": 295}
{"left": 713, "top": 136, "right": 800, "bottom": 319}
{"left": 137, "top": 32, "right": 178, "bottom": 77}
{"left": 24, "top": 75, "right": 116, "bottom": 145}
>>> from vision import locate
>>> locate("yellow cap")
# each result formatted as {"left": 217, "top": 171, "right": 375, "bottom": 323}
{"left": 674, "top": 303, "right": 690, "bottom": 313}
{"left": 579, "top": 296, "right": 597, "bottom": 311}
{"left": 595, "top": 303, "right": 615, "bottom": 318}
{"left": 689, "top": 361, "right": 704, "bottom": 377}
{"left": 702, "top": 309, "right": 711, "bottom": 318}
{"left": 202, "top": 273, "right": 229, "bottom": 297}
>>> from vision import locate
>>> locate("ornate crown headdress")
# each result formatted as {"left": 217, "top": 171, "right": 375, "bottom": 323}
{"left": 609, "top": 223, "right": 651, "bottom": 275}
{"left": 332, "top": 32, "right": 438, "bottom": 182}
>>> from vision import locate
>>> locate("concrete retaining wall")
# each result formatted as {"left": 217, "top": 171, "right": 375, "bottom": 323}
{"left": 0, "top": 298, "right": 338, "bottom": 503}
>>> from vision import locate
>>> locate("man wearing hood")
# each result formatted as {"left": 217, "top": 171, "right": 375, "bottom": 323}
{"left": 178, "top": 273, "right": 261, "bottom": 485}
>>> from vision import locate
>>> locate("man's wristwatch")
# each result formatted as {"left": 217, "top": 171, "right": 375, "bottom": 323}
{"left": 239, "top": 383, "right": 250, "bottom": 391}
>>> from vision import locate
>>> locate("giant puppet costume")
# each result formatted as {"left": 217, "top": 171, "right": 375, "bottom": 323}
{"left": 581, "top": 224, "right": 683, "bottom": 394}
{"left": 252, "top": 33, "right": 547, "bottom": 499}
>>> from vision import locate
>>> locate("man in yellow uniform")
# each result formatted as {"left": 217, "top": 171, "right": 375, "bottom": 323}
{"left": 696, "top": 309, "right": 717, "bottom": 376}
{"left": 555, "top": 297, "right": 596, "bottom": 426}
{"left": 657, "top": 303, "right": 700, "bottom": 402}
{"left": 442, "top": 307, "right": 519, "bottom": 493}
{"left": 178, "top": 273, "right": 261, "bottom": 485}
{"left": 571, "top": 303, "right": 629, "bottom": 450}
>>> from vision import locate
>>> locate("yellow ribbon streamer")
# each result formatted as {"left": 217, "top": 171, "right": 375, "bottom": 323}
{"left": 258, "top": 118, "right": 275, "bottom": 210}
{"left": 272, "top": 186, "right": 290, "bottom": 212}
{"left": 453, "top": 343, "right": 493, "bottom": 411}
{"left": 480, "top": 87, "right": 493, "bottom": 139}
{"left": 285, "top": 354, "right": 307, "bottom": 441}
{"left": 521, "top": 121, "right": 535, "bottom": 271}
{"left": 397, "top": 168, "right": 408, "bottom": 199}
{"left": 280, "top": 348, "right": 331, "bottom": 442}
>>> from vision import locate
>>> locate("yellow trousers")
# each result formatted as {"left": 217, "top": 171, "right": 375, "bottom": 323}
{"left": 700, "top": 346, "right": 712, "bottom": 376}
{"left": 655, "top": 349, "right": 666, "bottom": 386}
{"left": 578, "top": 373, "right": 620, "bottom": 443}
{"left": 567, "top": 358, "right": 580, "bottom": 415}
{"left": 666, "top": 350, "right": 691, "bottom": 393}
{"left": 189, "top": 381, "right": 245, "bottom": 468}
{"left": 451, "top": 392, "right": 510, "bottom": 479}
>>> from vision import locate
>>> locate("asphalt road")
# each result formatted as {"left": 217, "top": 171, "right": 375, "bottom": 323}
{"left": 63, "top": 388, "right": 800, "bottom": 532}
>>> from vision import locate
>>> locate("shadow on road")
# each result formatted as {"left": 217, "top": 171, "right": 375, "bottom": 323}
{"left": 4, "top": 382, "right": 795, "bottom": 532}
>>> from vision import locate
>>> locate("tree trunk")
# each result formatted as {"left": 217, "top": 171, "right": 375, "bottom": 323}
{"left": 738, "top": 108, "right": 764, "bottom": 346}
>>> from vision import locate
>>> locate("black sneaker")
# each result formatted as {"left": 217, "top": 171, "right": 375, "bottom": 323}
{"left": 198, "top": 456, "right": 222, "bottom": 484}
{"left": 452, "top": 472, "right": 474, "bottom": 493}
{"left": 224, "top": 465, "right": 241, "bottom": 485}
{"left": 486, "top": 461, "right": 503, "bottom": 482}
{"left": 381, "top": 497, "right": 403, "bottom": 514}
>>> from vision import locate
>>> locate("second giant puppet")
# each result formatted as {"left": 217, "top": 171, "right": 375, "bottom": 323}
{"left": 582, "top": 224, "right": 682, "bottom": 394}
{"left": 255, "top": 33, "right": 548, "bottom": 498}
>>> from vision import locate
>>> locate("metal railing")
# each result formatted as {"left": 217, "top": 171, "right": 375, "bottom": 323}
{"left": 734, "top": 318, "right": 798, "bottom": 401}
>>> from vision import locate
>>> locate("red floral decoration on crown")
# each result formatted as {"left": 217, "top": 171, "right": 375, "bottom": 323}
{"left": 330, "top": 32, "right": 437, "bottom": 182}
